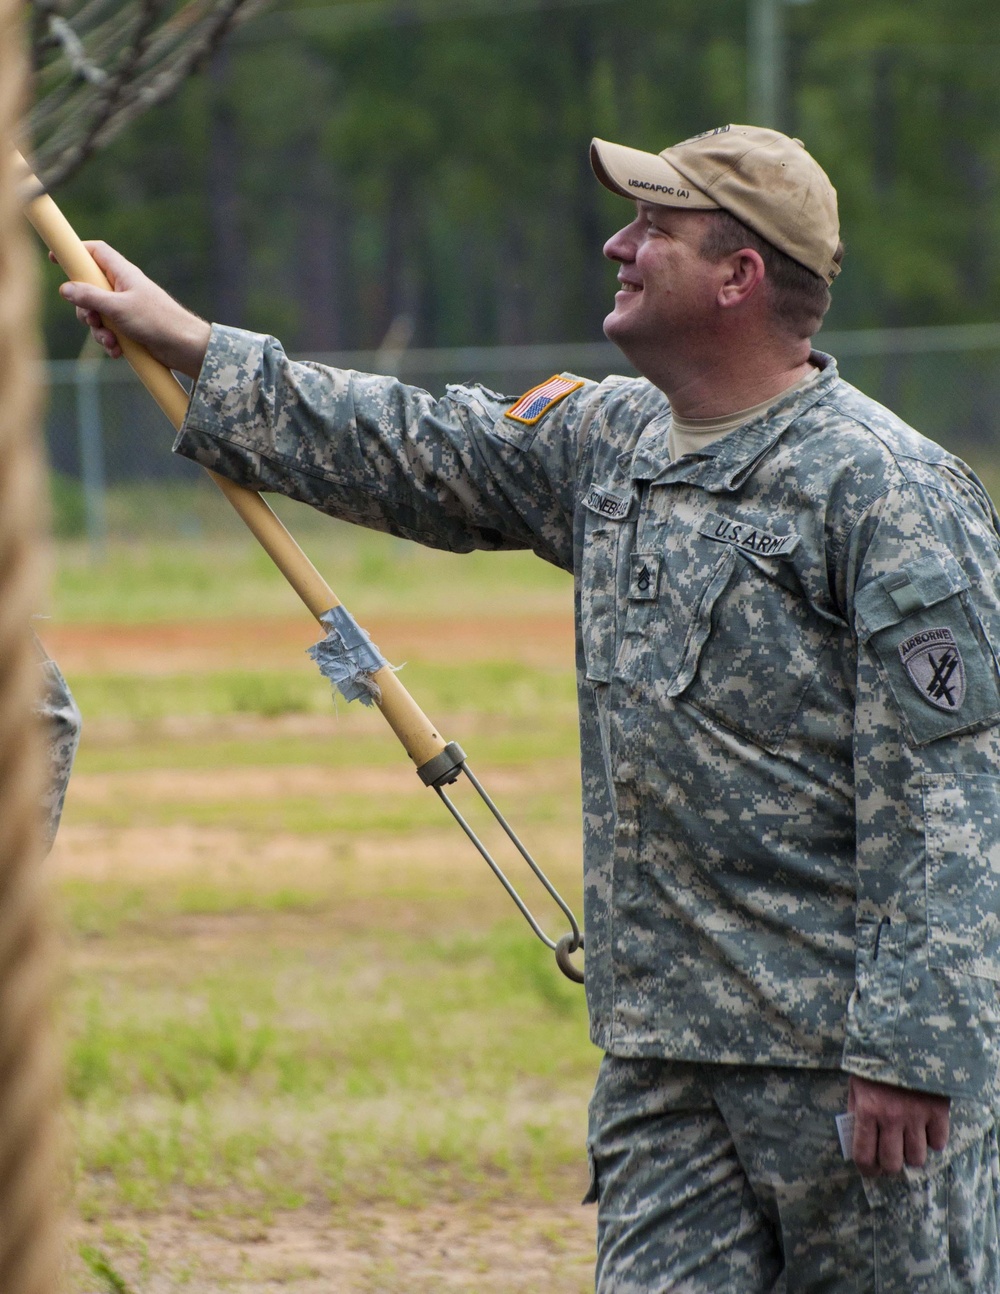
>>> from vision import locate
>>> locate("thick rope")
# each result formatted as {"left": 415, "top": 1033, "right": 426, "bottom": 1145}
{"left": 0, "top": 0, "right": 63, "bottom": 1289}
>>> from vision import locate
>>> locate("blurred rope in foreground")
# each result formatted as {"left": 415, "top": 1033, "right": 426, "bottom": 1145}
{"left": 0, "top": 1, "right": 62, "bottom": 1290}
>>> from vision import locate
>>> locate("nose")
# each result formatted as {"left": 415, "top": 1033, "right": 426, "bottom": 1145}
{"left": 603, "top": 216, "right": 639, "bottom": 264}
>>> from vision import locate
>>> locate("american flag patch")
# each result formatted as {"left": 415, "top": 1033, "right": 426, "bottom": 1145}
{"left": 505, "top": 375, "right": 584, "bottom": 425}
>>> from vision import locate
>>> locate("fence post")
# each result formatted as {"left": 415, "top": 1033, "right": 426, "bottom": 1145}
{"left": 74, "top": 357, "right": 107, "bottom": 555}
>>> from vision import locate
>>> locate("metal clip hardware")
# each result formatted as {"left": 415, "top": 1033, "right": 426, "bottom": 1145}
{"left": 416, "top": 743, "right": 585, "bottom": 984}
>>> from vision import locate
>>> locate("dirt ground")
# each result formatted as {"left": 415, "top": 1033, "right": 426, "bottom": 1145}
{"left": 43, "top": 612, "right": 575, "bottom": 674}
{"left": 69, "top": 1201, "right": 595, "bottom": 1293}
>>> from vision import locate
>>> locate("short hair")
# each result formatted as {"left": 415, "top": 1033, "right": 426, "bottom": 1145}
{"left": 699, "top": 211, "right": 844, "bottom": 339}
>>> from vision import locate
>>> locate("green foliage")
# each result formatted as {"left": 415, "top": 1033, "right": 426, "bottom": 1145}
{"left": 52, "top": 513, "right": 572, "bottom": 623}
{"left": 65, "top": 655, "right": 575, "bottom": 737}
{"left": 79, "top": 1246, "right": 135, "bottom": 1294}
{"left": 64, "top": 917, "right": 595, "bottom": 1215}
{"left": 38, "top": 0, "right": 1000, "bottom": 364}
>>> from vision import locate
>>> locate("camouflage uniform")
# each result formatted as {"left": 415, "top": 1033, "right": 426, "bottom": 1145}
{"left": 175, "top": 326, "right": 1000, "bottom": 1289}
{"left": 586, "top": 1057, "right": 1000, "bottom": 1292}
{"left": 33, "top": 633, "right": 81, "bottom": 848}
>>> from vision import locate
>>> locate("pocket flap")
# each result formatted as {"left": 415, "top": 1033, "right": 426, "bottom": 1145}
{"left": 855, "top": 560, "right": 969, "bottom": 640}
{"left": 856, "top": 560, "right": 1000, "bottom": 745}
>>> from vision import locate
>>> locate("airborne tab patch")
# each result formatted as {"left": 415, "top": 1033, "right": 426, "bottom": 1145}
{"left": 898, "top": 627, "right": 966, "bottom": 711}
{"left": 505, "top": 375, "right": 584, "bottom": 425}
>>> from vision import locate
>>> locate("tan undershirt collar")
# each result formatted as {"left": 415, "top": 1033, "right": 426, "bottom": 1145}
{"left": 668, "top": 366, "right": 821, "bottom": 462}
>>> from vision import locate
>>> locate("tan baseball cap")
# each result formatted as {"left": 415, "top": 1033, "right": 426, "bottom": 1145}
{"left": 590, "top": 124, "right": 841, "bottom": 284}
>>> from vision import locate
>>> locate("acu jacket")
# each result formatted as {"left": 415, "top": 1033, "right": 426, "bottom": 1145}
{"left": 175, "top": 327, "right": 1000, "bottom": 1104}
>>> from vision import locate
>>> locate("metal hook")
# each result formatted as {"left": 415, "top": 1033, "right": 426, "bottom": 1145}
{"left": 419, "top": 742, "right": 584, "bottom": 984}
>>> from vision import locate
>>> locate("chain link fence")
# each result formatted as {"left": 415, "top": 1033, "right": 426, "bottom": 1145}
{"left": 43, "top": 327, "right": 1000, "bottom": 549}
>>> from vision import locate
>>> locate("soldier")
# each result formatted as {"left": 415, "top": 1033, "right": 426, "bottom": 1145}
{"left": 62, "top": 125, "right": 1000, "bottom": 1291}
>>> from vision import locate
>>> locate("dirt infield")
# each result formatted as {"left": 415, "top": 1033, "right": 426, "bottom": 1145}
{"left": 70, "top": 1200, "right": 595, "bottom": 1292}
{"left": 43, "top": 612, "right": 575, "bottom": 674}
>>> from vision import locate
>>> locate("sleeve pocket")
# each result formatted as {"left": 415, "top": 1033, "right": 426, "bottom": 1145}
{"left": 855, "top": 560, "right": 1000, "bottom": 746}
{"left": 848, "top": 914, "right": 907, "bottom": 1064}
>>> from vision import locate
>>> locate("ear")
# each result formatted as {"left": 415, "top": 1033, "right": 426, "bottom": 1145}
{"left": 717, "top": 249, "right": 766, "bottom": 309}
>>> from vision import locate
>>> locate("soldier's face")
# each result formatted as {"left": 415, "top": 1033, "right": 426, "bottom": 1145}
{"left": 602, "top": 203, "right": 720, "bottom": 365}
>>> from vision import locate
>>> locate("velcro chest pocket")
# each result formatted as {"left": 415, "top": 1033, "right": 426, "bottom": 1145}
{"left": 855, "top": 560, "right": 1000, "bottom": 746}
{"left": 665, "top": 539, "right": 832, "bottom": 753}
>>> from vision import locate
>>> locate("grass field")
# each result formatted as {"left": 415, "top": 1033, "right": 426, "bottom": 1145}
{"left": 46, "top": 501, "right": 597, "bottom": 1293}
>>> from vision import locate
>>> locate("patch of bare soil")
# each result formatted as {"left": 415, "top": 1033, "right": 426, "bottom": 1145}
{"left": 50, "top": 818, "right": 583, "bottom": 956}
{"left": 69, "top": 1201, "right": 595, "bottom": 1292}
{"left": 43, "top": 614, "right": 574, "bottom": 674}
{"left": 63, "top": 757, "right": 576, "bottom": 807}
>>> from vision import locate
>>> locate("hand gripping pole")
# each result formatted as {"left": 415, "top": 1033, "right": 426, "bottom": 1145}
{"left": 17, "top": 155, "right": 584, "bottom": 984}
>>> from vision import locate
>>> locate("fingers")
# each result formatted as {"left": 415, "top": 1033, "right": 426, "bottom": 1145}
{"left": 49, "top": 237, "right": 208, "bottom": 376}
{"left": 878, "top": 1124, "right": 906, "bottom": 1175}
{"left": 81, "top": 240, "right": 139, "bottom": 291}
{"left": 902, "top": 1121, "right": 928, "bottom": 1169}
{"left": 847, "top": 1076, "right": 951, "bottom": 1177}
{"left": 850, "top": 1108, "right": 905, "bottom": 1176}
{"left": 927, "top": 1102, "right": 951, "bottom": 1153}
{"left": 60, "top": 280, "right": 117, "bottom": 317}
{"left": 850, "top": 1108, "right": 878, "bottom": 1176}
{"left": 57, "top": 244, "right": 140, "bottom": 357}
{"left": 60, "top": 283, "right": 122, "bottom": 358}
{"left": 76, "top": 305, "right": 118, "bottom": 353}
{"left": 89, "top": 325, "right": 122, "bottom": 359}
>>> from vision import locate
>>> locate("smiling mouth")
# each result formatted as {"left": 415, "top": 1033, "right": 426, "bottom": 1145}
{"left": 618, "top": 282, "right": 641, "bottom": 293}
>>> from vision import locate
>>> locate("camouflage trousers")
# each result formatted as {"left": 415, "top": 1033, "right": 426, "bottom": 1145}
{"left": 585, "top": 1056, "right": 1000, "bottom": 1293}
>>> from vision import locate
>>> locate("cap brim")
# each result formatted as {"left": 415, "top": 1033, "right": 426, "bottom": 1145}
{"left": 590, "top": 138, "right": 719, "bottom": 210}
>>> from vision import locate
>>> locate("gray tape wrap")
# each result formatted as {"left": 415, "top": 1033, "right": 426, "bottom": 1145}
{"left": 307, "top": 606, "right": 391, "bottom": 707}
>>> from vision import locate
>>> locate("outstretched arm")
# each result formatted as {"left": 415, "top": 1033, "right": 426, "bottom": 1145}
{"left": 58, "top": 241, "right": 210, "bottom": 379}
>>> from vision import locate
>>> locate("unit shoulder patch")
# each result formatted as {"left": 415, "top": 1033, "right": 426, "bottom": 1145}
{"left": 862, "top": 591, "right": 1000, "bottom": 746}
{"left": 898, "top": 627, "right": 966, "bottom": 712}
{"left": 505, "top": 375, "right": 584, "bottom": 426}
